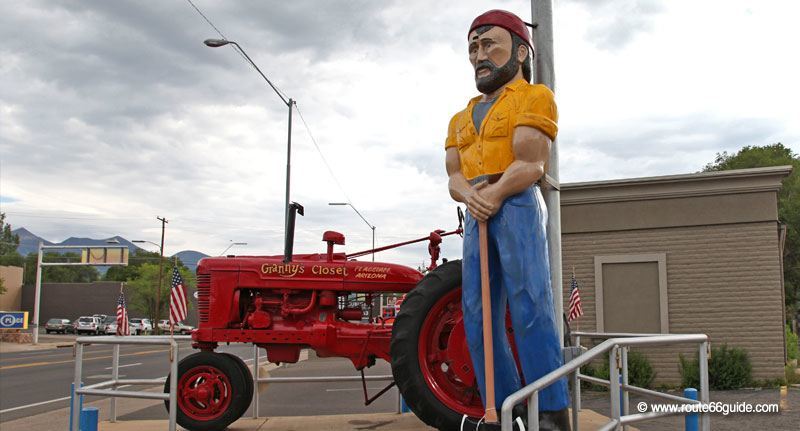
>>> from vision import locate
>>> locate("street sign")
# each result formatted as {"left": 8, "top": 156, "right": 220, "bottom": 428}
{"left": 0, "top": 311, "right": 29, "bottom": 330}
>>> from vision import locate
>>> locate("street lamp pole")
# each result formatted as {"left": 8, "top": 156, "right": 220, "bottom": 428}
{"left": 204, "top": 38, "right": 295, "bottom": 249}
{"left": 219, "top": 241, "right": 248, "bottom": 256}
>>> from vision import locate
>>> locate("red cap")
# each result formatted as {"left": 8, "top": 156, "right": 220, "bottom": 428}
{"left": 469, "top": 9, "right": 532, "bottom": 49}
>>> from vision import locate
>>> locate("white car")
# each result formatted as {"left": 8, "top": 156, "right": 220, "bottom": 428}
{"left": 157, "top": 320, "right": 194, "bottom": 334}
{"left": 76, "top": 316, "right": 101, "bottom": 335}
{"left": 129, "top": 318, "right": 153, "bottom": 335}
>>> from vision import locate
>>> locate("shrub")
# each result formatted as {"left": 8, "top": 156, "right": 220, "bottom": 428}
{"left": 679, "top": 344, "right": 752, "bottom": 390}
{"left": 786, "top": 325, "right": 799, "bottom": 362}
{"left": 581, "top": 350, "right": 655, "bottom": 390}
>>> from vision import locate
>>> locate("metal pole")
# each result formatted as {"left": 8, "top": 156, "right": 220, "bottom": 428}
{"left": 609, "top": 347, "right": 621, "bottom": 428}
{"left": 699, "top": 342, "right": 710, "bottom": 431}
{"left": 252, "top": 345, "right": 260, "bottom": 419}
{"left": 168, "top": 340, "right": 178, "bottom": 431}
{"left": 621, "top": 347, "right": 629, "bottom": 430}
{"left": 156, "top": 216, "right": 168, "bottom": 334}
{"left": 110, "top": 344, "right": 120, "bottom": 422}
{"left": 531, "top": 0, "right": 564, "bottom": 345}
{"left": 575, "top": 335, "right": 582, "bottom": 411}
{"left": 285, "top": 98, "right": 293, "bottom": 238}
{"left": 71, "top": 342, "right": 84, "bottom": 431}
{"left": 528, "top": 392, "right": 540, "bottom": 431}
{"left": 372, "top": 226, "right": 375, "bottom": 262}
{"left": 32, "top": 241, "right": 43, "bottom": 345}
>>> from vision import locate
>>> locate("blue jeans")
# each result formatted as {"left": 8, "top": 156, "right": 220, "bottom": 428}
{"left": 462, "top": 185, "right": 569, "bottom": 412}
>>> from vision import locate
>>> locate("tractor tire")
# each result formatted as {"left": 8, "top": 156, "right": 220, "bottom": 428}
{"left": 219, "top": 352, "right": 254, "bottom": 419}
{"left": 164, "top": 351, "right": 252, "bottom": 431}
{"left": 391, "top": 260, "right": 484, "bottom": 430}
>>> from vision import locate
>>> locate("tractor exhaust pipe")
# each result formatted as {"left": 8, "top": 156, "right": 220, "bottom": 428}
{"left": 284, "top": 202, "right": 304, "bottom": 263}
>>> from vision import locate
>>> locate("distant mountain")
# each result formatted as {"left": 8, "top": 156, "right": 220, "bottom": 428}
{"left": 174, "top": 250, "right": 209, "bottom": 271}
{"left": 13, "top": 227, "right": 54, "bottom": 255}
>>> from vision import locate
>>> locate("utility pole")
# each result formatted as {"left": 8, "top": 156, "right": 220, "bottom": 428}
{"left": 531, "top": 0, "right": 564, "bottom": 345}
{"left": 155, "top": 216, "right": 168, "bottom": 335}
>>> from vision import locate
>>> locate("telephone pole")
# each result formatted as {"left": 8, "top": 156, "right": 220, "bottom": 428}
{"left": 155, "top": 216, "right": 168, "bottom": 335}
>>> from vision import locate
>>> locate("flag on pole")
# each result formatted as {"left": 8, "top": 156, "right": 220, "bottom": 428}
{"left": 169, "top": 266, "right": 188, "bottom": 324}
{"left": 116, "top": 291, "right": 130, "bottom": 336}
{"left": 568, "top": 273, "right": 584, "bottom": 322}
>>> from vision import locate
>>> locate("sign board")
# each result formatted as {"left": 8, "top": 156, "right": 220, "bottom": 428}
{"left": 81, "top": 247, "right": 129, "bottom": 265}
{"left": 0, "top": 311, "right": 29, "bottom": 330}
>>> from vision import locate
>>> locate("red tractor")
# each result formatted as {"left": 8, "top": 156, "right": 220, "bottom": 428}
{"left": 167, "top": 205, "right": 487, "bottom": 430}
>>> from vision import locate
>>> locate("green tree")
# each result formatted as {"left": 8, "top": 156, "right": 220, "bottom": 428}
{"left": 0, "top": 213, "right": 23, "bottom": 293}
{"left": 704, "top": 143, "right": 800, "bottom": 321}
{"left": 126, "top": 260, "right": 194, "bottom": 324}
{"left": 104, "top": 249, "right": 161, "bottom": 282}
{"left": 21, "top": 252, "right": 100, "bottom": 284}
{"left": 0, "top": 212, "right": 20, "bottom": 255}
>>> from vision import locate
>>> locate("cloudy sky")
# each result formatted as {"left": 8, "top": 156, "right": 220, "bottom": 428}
{"left": 1, "top": 0, "right": 798, "bottom": 266}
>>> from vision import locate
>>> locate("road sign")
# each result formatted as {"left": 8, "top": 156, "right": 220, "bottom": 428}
{"left": 0, "top": 311, "right": 29, "bottom": 329}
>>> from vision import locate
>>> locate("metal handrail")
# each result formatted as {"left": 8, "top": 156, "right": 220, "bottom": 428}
{"left": 500, "top": 334, "right": 710, "bottom": 431}
{"left": 71, "top": 335, "right": 191, "bottom": 431}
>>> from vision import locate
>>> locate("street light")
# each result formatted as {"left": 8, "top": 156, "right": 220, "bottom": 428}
{"left": 132, "top": 239, "right": 165, "bottom": 333}
{"left": 219, "top": 241, "right": 247, "bottom": 256}
{"left": 328, "top": 203, "right": 376, "bottom": 262}
{"left": 204, "top": 38, "right": 295, "bottom": 262}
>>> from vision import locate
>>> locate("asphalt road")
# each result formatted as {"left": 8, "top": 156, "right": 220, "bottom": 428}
{"left": 1, "top": 335, "right": 397, "bottom": 424}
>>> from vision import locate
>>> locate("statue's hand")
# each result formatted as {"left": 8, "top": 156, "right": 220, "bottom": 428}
{"left": 465, "top": 181, "right": 495, "bottom": 222}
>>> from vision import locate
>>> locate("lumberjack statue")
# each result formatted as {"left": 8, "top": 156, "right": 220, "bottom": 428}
{"left": 445, "top": 9, "right": 570, "bottom": 430}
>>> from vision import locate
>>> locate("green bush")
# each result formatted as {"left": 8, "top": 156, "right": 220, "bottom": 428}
{"left": 581, "top": 350, "right": 655, "bottom": 390}
{"left": 786, "top": 325, "right": 799, "bottom": 361}
{"left": 679, "top": 344, "right": 752, "bottom": 390}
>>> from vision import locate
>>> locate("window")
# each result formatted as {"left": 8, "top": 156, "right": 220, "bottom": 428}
{"left": 594, "top": 253, "right": 668, "bottom": 334}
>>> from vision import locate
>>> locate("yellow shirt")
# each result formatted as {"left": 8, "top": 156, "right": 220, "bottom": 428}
{"left": 445, "top": 79, "right": 558, "bottom": 180}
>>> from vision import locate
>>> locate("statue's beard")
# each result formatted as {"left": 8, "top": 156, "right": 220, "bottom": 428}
{"left": 475, "top": 56, "right": 518, "bottom": 94}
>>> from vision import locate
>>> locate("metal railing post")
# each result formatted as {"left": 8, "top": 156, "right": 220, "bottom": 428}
{"left": 609, "top": 346, "right": 621, "bottom": 430}
{"left": 574, "top": 335, "right": 582, "bottom": 411}
{"left": 252, "top": 344, "right": 260, "bottom": 419}
{"left": 71, "top": 342, "right": 84, "bottom": 431}
{"left": 529, "top": 391, "right": 540, "bottom": 431}
{"left": 699, "top": 341, "right": 710, "bottom": 431}
{"left": 168, "top": 340, "right": 178, "bottom": 431}
{"left": 621, "top": 347, "right": 629, "bottom": 431}
{"left": 571, "top": 370, "right": 580, "bottom": 431}
{"left": 110, "top": 344, "right": 120, "bottom": 422}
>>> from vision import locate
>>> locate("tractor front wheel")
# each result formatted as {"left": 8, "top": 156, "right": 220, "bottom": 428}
{"left": 164, "top": 351, "right": 252, "bottom": 431}
{"left": 390, "top": 260, "right": 484, "bottom": 430}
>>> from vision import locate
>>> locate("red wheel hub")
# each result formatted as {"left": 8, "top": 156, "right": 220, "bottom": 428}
{"left": 418, "top": 287, "right": 483, "bottom": 417}
{"left": 177, "top": 365, "right": 233, "bottom": 421}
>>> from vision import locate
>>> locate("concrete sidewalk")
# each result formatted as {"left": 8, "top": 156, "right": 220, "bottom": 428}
{"left": 1, "top": 397, "right": 620, "bottom": 431}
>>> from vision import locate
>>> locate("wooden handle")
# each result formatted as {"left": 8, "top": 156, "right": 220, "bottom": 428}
{"left": 478, "top": 221, "right": 498, "bottom": 423}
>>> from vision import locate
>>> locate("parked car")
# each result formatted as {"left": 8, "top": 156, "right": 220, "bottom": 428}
{"left": 129, "top": 318, "right": 153, "bottom": 335}
{"left": 76, "top": 316, "right": 102, "bottom": 335}
{"left": 99, "top": 316, "right": 116, "bottom": 333}
{"left": 65, "top": 319, "right": 79, "bottom": 334}
{"left": 45, "top": 318, "right": 72, "bottom": 334}
{"left": 157, "top": 320, "right": 195, "bottom": 335}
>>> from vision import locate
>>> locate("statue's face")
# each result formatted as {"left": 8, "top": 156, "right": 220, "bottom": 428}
{"left": 468, "top": 26, "right": 518, "bottom": 94}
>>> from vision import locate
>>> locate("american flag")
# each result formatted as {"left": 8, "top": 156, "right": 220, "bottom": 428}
{"left": 169, "top": 266, "right": 188, "bottom": 324}
{"left": 116, "top": 291, "right": 130, "bottom": 336}
{"left": 568, "top": 273, "right": 584, "bottom": 322}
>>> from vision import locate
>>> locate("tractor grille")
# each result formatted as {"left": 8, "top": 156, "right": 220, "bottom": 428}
{"left": 197, "top": 273, "right": 211, "bottom": 323}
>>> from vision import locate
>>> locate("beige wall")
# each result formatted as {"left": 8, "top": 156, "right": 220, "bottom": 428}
{"left": 0, "top": 266, "right": 24, "bottom": 311}
{"left": 561, "top": 222, "right": 785, "bottom": 383}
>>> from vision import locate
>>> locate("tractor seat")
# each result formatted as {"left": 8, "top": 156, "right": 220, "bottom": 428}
{"left": 323, "top": 231, "right": 345, "bottom": 246}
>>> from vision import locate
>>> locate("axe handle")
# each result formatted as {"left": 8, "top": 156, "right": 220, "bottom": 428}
{"left": 478, "top": 220, "right": 498, "bottom": 423}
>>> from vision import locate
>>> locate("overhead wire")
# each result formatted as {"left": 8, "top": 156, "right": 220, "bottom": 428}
{"left": 184, "top": 0, "right": 355, "bottom": 208}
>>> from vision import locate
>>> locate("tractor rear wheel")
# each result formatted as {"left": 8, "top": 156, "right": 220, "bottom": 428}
{"left": 390, "top": 260, "right": 484, "bottom": 430}
{"left": 164, "top": 351, "right": 252, "bottom": 431}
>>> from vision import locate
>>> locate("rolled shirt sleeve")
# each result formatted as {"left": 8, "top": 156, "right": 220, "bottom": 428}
{"left": 513, "top": 86, "right": 558, "bottom": 141}
{"left": 445, "top": 114, "right": 459, "bottom": 149}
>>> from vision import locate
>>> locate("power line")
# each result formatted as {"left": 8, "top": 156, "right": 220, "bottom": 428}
{"left": 184, "top": 0, "right": 289, "bottom": 101}
{"left": 294, "top": 104, "right": 353, "bottom": 205}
